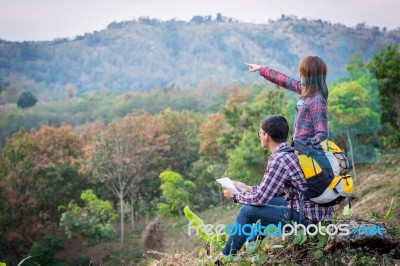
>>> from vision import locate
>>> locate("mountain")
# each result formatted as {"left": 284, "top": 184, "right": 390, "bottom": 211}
{"left": 0, "top": 15, "right": 399, "bottom": 99}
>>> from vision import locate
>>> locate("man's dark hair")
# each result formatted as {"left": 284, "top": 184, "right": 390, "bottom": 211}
{"left": 260, "top": 115, "right": 289, "bottom": 143}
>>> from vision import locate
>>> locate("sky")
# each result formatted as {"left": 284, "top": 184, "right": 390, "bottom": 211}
{"left": 0, "top": 0, "right": 399, "bottom": 42}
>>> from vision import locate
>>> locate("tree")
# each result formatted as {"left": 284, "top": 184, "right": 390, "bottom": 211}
{"left": 198, "top": 113, "right": 229, "bottom": 160}
{"left": 367, "top": 45, "right": 400, "bottom": 129}
{"left": 59, "top": 189, "right": 118, "bottom": 246}
{"left": 366, "top": 45, "right": 400, "bottom": 148}
{"left": 157, "top": 109, "right": 202, "bottom": 176}
{"left": 0, "top": 124, "right": 84, "bottom": 258}
{"left": 29, "top": 124, "right": 84, "bottom": 230}
{"left": 157, "top": 171, "right": 195, "bottom": 216}
{"left": 194, "top": 113, "right": 230, "bottom": 209}
{"left": 224, "top": 131, "right": 266, "bottom": 185}
{"left": 0, "top": 80, "right": 5, "bottom": 94}
{"left": 28, "top": 234, "right": 65, "bottom": 266}
{"left": 87, "top": 112, "right": 169, "bottom": 244}
{"left": 0, "top": 129, "right": 38, "bottom": 257}
{"left": 222, "top": 87, "right": 288, "bottom": 184}
{"left": 17, "top": 91, "right": 37, "bottom": 108}
{"left": 329, "top": 81, "right": 380, "bottom": 179}
{"left": 65, "top": 83, "right": 76, "bottom": 99}
{"left": 126, "top": 113, "right": 169, "bottom": 232}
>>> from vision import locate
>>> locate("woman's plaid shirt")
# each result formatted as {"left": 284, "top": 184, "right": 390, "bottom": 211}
{"left": 232, "top": 143, "right": 334, "bottom": 223}
{"left": 259, "top": 66, "right": 328, "bottom": 143}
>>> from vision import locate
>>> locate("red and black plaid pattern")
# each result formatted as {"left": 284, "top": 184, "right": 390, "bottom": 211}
{"left": 259, "top": 66, "right": 328, "bottom": 143}
{"left": 233, "top": 143, "right": 334, "bottom": 223}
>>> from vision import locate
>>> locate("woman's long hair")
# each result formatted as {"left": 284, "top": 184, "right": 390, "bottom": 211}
{"left": 298, "top": 56, "right": 328, "bottom": 101}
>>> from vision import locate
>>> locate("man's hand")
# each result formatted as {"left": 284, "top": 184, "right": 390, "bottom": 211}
{"left": 244, "top": 62, "right": 261, "bottom": 72}
{"left": 223, "top": 187, "right": 235, "bottom": 199}
{"left": 233, "top": 181, "right": 252, "bottom": 192}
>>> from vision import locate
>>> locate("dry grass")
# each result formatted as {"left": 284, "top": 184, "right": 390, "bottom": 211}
{"left": 144, "top": 250, "right": 200, "bottom": 266}
{"left": 353, "top": 153, "right": 400, "bottom": 221}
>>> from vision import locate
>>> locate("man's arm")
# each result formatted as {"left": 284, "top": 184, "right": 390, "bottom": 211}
{"left": 232, "top": 158, "right": 288, "bottom": 206}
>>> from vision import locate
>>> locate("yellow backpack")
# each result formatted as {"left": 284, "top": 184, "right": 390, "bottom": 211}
{"left": 284, "top": 139, "right": 353, "bottom": 206}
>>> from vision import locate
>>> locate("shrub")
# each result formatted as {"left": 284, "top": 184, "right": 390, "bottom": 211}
{"left": 17, "top": 91, "right": 37, "bottom": 108}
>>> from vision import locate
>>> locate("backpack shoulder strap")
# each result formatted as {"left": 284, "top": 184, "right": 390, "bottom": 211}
{"left": 280, "top": 147, "right": 295, "bottom": 153}
{"left": 293, "top": 139, "right": 324, "bottom": 156}
{"left": 285, "top": 181, "right": 305, "bottom": 222}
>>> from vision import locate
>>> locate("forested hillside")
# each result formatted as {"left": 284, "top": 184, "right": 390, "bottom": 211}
{"left": 0, "top": 14, "right": 399, "bottom": 266}
{"left": 0, "top": 14, "right": 399, "bottom": 100}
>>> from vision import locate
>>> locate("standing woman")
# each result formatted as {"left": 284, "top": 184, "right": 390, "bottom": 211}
{"left": 245, "top": 56, "right": 329, "bottom": 143}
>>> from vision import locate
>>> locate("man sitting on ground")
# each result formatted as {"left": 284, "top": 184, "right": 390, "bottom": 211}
{"left": 221, "top": 115, "right": 333, "bottom": 256}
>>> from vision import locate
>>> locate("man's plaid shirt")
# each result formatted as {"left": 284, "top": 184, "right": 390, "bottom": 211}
{"left": 259, "top": 66, "right": 328, "bottom": 143}
{"left": 232, "top": 142, "right": 334, "bottom": 223}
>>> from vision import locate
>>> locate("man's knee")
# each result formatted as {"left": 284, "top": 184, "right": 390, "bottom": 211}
{"left": 237, "top": 204, "right": 261, "bottom": 222}
{"left": 238, "top": 204, "right": 254, "bottom": 216}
